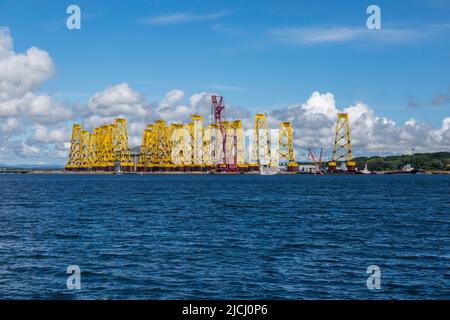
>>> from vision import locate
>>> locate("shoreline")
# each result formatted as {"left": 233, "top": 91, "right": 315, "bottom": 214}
{"left": 1, "top": 170, "right": 449, "bottom": 175}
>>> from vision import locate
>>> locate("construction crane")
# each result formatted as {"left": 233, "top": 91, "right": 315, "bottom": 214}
{"left": 211, "top": 95, "right": 225, "bottom": 126}
{"left": 211, "top": 95, "right": 227, "bottom": 169}
{"left": 210, "top": 95, "right": 243, "bottom": 172}
{"left": 308, "top": 148, "right": 323, "bottom": 174}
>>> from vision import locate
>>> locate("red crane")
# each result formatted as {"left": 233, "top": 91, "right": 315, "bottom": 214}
{"left": 211, "top": 95, "right": 227, "bottom": 167}
{"left": 308, "top": 148, "right": 323, "bottom": 174}
{"left": 211, "top": 95, "right": 224, "bottom": 125}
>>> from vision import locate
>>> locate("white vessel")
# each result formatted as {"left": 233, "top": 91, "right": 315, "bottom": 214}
{"left": 385, "top": 163, "right": 418, "bottom": 174}
{"left": 361, "top": 164, "right": 371, "bottom": 174}
{"left": 259, "top": 165, "right": 279, "bottom": 175}
{"left": 401, "top": 164, "right": 416, "bottom": 173}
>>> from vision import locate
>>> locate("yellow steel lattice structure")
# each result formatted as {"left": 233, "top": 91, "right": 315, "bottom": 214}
{"left": 87, "top": 129, "right": 97, "bottom": 168}
{"left": 329, "top": 113, "right": 355, "bottom": 170}
{"left": 233, "top": 120, "right": 245, "bottom": 166}
{"left": 138, "top": 125, "right": 156, "bottom": 171}
{"left": 253, "top": 113, "right": 271, "bottom": 166}
{"left": 93, "top": 126, "right": 105, "bottom": 169}
{"left": 170, "top": 124, "right": 185, "bottom": 168}
{"left": 79, "top": 130, "right": 90, "bottom": 169}
{"left": 278, "top": 122, "right": 297, "bottom": 167}
{"left": 153, "top": 120, "right": 172, "bottom": 169}
{"left": 203, "top": 125, "right": 213, "bottom": 166}
{"left": 113, "top": 118, "right": 133, "bottom": 170}
{"left": 332, "top": 113, "right": 353, "bottom": 162}
{"left": 203, "top": 124, "right": 222, "bottom": 166}
{"left": 184, "top": 123, "right": 193, "bottom": 166}
{"left": 98, "top": 124, "right": 115, "bottom": 170}
{"left": 222, "top": 121, "right": 234, "bottom": 165}
{"left": 210, "top": 124, "right": 222, "bottom": 165}
{"left": 65, "top": 124, "right": 83, "bottom": 171}
{"left": 191, "top": 115, "right": 204, "bottom": 167}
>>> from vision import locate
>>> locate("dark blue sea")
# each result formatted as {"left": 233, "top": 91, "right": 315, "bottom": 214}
{"left": 0, "top": 174, "right": 449, "bottom": 299}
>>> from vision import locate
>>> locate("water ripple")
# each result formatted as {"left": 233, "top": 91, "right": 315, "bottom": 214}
{"left": 0, "top": 174, "right": 449, "bottom": 299}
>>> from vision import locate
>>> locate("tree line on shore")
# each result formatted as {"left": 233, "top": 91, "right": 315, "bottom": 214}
{"left": 354, "top": 152, "right": 450, "bottom": 171}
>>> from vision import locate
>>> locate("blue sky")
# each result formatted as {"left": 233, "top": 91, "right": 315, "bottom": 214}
{"left": 1, "top": 0, "right": 449, "bottom": 124}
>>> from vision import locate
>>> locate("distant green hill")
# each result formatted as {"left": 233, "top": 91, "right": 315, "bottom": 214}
{"left": 354, "top": 152, "right": 450, "bottom": 171}
{"left": 0, "top": 164, "right": 64, "bottom": 171}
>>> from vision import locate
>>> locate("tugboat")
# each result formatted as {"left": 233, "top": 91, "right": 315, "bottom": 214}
{"left": 360, "top": 164, "right": 371, "bottom": 174}
{"left": 399, "top": 164, "right": 417, "bottom": 174}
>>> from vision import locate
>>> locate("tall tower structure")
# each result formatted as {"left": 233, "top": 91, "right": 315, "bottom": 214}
{"left": 278, "top": 122, "right": 298, "bottom": 172}
{"left": 65, "top": 124, "right": 83, "bottom": 171}
{"left": 233, "top": 120, "right": 246, "bottom": 171}
{"left": 79, "top": 130, "right": 90, "bottom": 170}
{"left": 211, "top": 95, "right": 227, "bottom": 168}
{"left": 203, "top": 124, "right": 213, "bottom": 169}
{"left": 191, "top": 114, "right": 204, "bottom": 171}
{"left": 253, "top": 113, "right": 271, "bottom": 167}
{"left": 208, "top": 124, "right": 222, "bottom": 166}
{"left": 170, "top": 124, "right": 185, "bottom": 171}
{"left": 87, "top": 129, "right": 98, "bottom": 169}
{"left": 211, "top": 95, "right": 225, "bottom": 126}
{"left": 153, "top": 120, "right": 172, "bottom": 171}
{"left": 138, "top": 125, "right": 154, "bottom": 172}
{"left": 102, "top": 124, "right": 115, "bottom": 171}
{"left": 328, "top": 113, "right": 355, "bottom": 172}
{"left": 113, "top": 118, "right": 133, "bottom": 172}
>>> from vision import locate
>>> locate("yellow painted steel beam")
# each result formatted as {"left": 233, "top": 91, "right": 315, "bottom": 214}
{"left": 170, "top": 123, "right": 185, "bottom": 167}
{"left": 253, "top": 113, "right": 271, "bottom": 166}
{"left": 191, "top": 115, "right": 204, "bottom": 166}
{"left": 233, "top": 120, "right": 245, "bottom": 165}
{"left": 332, "top": 113, "right": 353, "bottom": 162}
{"left": 279, "top": 121, "right": 297, "bottom": 166}
{"left": 65, "top": 124, "right": 83, "bottom": 170}
{"left": 113, "top": 118, "right": 133, "bottom": 170}
{"left": 153, "top": 120, "right": 172, "bottom": 166}
{"left": 79, "top": 130, "right": 90, "bottom": 169}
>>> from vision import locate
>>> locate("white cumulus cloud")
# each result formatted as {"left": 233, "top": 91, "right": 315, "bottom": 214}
{"left": 0, "top": 27, "right": 75, "bottom": 164}
{"left": 270, "top": 91, "right": 450, "bottom": 157}
{"left": 88, "top": 82, "right": 148, "bottom": 117}
{"left": 31, "top": 124, "right": 69, "bottom": 143}
{"left": 0, "top": 27, "right": 54, "bottom": 101}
